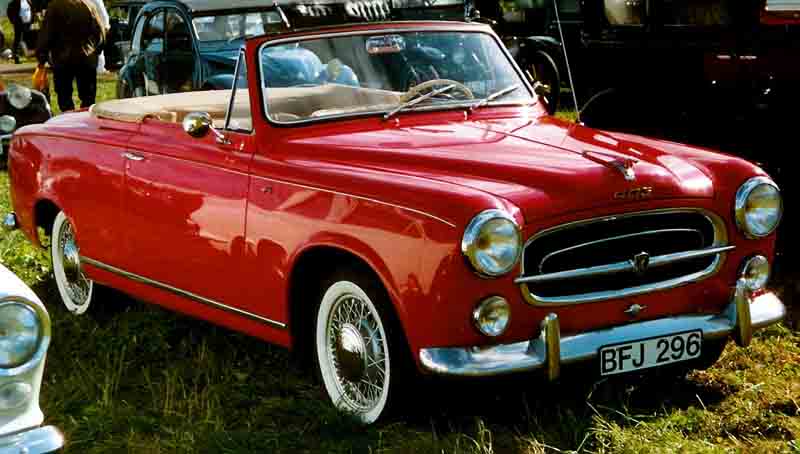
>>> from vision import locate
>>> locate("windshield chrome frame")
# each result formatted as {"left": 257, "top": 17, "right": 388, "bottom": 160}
{"left": 257, "top": 26, "right": 539, "bottom": 126}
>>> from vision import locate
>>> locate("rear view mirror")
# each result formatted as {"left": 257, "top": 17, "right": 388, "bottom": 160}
{"left": 182, "top": 111, "right": 213, "bottom": 138}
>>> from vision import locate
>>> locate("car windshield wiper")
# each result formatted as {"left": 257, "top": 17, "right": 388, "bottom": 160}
{"left": 468, "top": 84, "right": 521, "bottom": 114}
{"left": 383, "top": 84, "right": 456, "bottom": 121}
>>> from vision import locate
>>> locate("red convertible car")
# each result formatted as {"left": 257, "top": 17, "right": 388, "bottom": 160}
{"left": 4, "top": 21, "right": 786, "bottom": 423}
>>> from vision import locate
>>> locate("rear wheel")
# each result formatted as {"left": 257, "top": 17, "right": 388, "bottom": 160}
{"left": 314, "top": 271, "right": 403, "bottom": 424}
{"left": 51, "top": 211, "right": 94, "bottom": 314}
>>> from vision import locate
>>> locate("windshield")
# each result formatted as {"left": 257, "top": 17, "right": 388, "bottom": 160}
{"left": 193, "top": 11, "right": 283, "bottom": 49}
{"left": 260, "top": 30, "right": 533, "bottom": 123}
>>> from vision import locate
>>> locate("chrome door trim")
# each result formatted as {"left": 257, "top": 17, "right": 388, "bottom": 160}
{"left": 81, "top": 257, "right": 287, "bottom": 329}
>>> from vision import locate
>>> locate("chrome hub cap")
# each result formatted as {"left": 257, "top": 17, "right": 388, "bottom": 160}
{"left": 336, "top": 324, "right": 367, "bottom": 382}
{"left": 58, "top": 222, "right": 90, "bottom": 305}
{"left": 326, "top": 294, "right": 387, "bottom": 411}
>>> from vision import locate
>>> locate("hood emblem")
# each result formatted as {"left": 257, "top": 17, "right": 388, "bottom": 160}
{"left": 581, "top": 150, "right": 638, "bottom": 181}
{"left": 611, "top": 158, "right": 637, "bottom": 181}
{"left": 614, "top": 186, "right": 653, "bottom": 200}
{"left": 632, "top": 252, "right": 650, "bottom": 275}
{"left": 624, "top": 304, "right": 647, "bottom": 318}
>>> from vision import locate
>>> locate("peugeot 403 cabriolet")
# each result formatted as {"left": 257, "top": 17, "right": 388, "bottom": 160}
{"left": 4, "top": 21, "right": 786, "bottom": 423}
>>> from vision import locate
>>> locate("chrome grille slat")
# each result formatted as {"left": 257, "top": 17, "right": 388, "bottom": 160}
{"left": 518, "top": 208, "right": 730, "bottom": 306}
{"left": 515, "top": 245, "right": 735, "bottom": 285}
{"left": 538, "top": 228, "right": 704, "bottom": 274}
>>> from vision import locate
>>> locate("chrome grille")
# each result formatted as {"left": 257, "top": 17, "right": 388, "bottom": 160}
{"left": 516, "top": 209, "right": 732, "bottom": 305}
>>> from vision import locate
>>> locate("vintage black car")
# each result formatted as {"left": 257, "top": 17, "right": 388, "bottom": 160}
{"left": 116, "top": 0, "right": 289, "bottom": 97}
{"left": 106, "top": 0, "right": 149, "bottom": 69}
{"left": 0, "top": 84, "right": 51, "bottom": 168}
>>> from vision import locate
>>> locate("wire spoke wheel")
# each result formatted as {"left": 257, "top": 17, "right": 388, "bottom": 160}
{"left": 316, "top": 279, "right": 392, "bottom": 423}
{"left": 52, "top": 211, "right": 94, "bottom": 314}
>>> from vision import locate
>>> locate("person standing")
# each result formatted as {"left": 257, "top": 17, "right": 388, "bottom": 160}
{"left": 7, "top": 0, "right": 33, "bottom": 64}
{"left": 36, "top": 0, "right": 105, "bottom": 112}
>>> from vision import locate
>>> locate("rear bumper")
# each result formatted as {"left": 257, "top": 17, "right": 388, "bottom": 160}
{"left": 419, "top": 280, "right": 785, "bottom": 378}
{"left": 0, "top": 425, "right": 64, "bottom": 454}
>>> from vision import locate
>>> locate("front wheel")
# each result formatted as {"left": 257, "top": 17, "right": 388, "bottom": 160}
{"left": 314, "top": 274, "right": 399, "bottom": 424}
{"left": 51, "top": 211, "right": 94, "bottom": 314}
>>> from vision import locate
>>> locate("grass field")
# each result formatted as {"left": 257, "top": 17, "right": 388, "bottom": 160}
{"left": 0, "top": 70, "right": 797, "bottom": 453}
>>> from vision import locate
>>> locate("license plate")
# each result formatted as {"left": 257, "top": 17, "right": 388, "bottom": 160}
{"left": 599, "top": 330, "right": 702, "bottom": 376}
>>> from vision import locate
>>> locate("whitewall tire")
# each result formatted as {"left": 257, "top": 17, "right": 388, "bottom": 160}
{"left": 51, "top": 211, "right": 94, "bottom": 314}
{"left": 315, "top": 278, "right": 393, "bottom": 424}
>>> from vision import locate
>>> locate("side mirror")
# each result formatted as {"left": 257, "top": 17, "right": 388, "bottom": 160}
{"left": 182, "top": 112, "right": 231, "bottom": 144}
{"left": 183, "top": 111, "right": 212, "bottom": 138}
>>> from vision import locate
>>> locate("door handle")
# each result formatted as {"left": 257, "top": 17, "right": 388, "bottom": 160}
{"left": 123, "top": 152, "right": 145, "bottom": 161}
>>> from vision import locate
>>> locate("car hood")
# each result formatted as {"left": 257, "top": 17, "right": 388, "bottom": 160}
{"left": 288, "top": 112, "right": 715, "bottom": 223}
{"left": 200, "top": 48, "right": 239, "bottom": 68}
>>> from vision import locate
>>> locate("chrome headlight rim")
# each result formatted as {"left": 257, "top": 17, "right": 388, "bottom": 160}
{"left": 0, "top": 297, "right": 50, "bottom": 377}
{"left": 461, "top": 209, "right": 522, "bottom": 278}
{"left": 739, "top": 255, "right": 771, "bottom": 293}
{"left": 0, "top": 115, "right": 16, "bottom": 134}
{"left": 734, "top": 176, "right": 783, "bottom": 239}
{"left": 472, "top": 296, "right": 511, "bottom": 337}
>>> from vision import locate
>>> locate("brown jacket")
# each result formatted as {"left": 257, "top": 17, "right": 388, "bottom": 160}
{"left": 36, "top": 0, "right": 105, "bottom": 67}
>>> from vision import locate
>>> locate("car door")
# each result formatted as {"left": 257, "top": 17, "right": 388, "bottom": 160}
{"left": 141, "top": 9, "right": 165, "bottom": 95}
{"left": 163, "top": 8, "right": 197, "bottom": 93}
{"left": 119, "top": 53, "right": 256, "bottom": 318}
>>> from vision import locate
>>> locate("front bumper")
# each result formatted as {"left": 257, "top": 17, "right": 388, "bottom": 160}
{"left": 419, "top": 280, "right": 786, "bottom": 378}
{"left": 0, "top": 425, "right": 63, "bottom": 454}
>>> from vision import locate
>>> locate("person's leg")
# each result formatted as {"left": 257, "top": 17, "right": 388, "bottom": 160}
{"left": 52, "top": 65, "right": 76, "bottom": 112}
{"left": 11, "top": 23, "right": 21, "bottom": 63}
{"left": 75, "top": 60, "right": 97, "bottom": 108}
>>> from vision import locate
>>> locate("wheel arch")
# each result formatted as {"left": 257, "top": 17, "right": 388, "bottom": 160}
{"left": 286, "top": 240, "right": 410, "bottom": 360}
{"left": 31, "top": 198, "right": 61, "bottom": 247}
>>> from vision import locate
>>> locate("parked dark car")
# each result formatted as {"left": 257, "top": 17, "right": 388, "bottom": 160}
{"left": 117, "top": 0, "right": 291, "bottom": 97}
{"left": 0, "top": 83, "right": 51, "bottom": 168}
{"left": 106, "top": 0, "right": 150, "bottom": 69}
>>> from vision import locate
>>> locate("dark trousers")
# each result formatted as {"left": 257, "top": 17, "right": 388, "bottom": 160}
{"left": 11, "top": 22, "right": 29, "bottom": 63}
{"left": 52, "top": 61, "right": 97, "bottom": 112}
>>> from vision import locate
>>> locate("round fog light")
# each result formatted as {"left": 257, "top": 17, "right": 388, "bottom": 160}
{"left": 0, "top": 381, "right": 31, "bottom": 410}
{"left": 741, "top": 255, "right": 770, "bottom": 292}
{"left": 472, "top": 296, "right": 510, "bottom": 337}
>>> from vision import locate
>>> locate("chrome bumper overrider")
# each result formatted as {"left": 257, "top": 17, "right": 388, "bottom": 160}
{"left": 419, "top": 280, "right": 786, "bottom": 378}
{"left": 0, "top": 425, "right": 64, "bottom": 454}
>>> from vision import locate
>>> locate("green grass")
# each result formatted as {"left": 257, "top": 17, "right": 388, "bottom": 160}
{"left": 0, "top": 73, "right": 798, "bottom": 453}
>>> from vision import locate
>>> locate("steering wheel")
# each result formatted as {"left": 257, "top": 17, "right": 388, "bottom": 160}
{"left": 401, "top": 79, "right": 474, "bottom": 102}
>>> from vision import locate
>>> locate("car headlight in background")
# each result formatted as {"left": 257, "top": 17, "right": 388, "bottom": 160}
{"left": 735, "top": 177, "right": 783, "bottom": 238}
{"left": 0, "top": 115, "right": 16, "bottom": 134}
{"left": 462, "top": 209, "right": 522, "bottom": 277}
{"left": 7, "top": 83, "right": 32, "bottom": 110}
{"left": 473, "top": 296, "right": 510, "bottom": 337}
{"left": 0, "top": 302, "right": 41, "bottom": 368}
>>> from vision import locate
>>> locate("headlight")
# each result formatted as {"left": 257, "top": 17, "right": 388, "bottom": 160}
{"left": 0, "top": 302, "right": 41, "bottom": 368}
{"left": 735, "top": 177, "right": 783, "bottom": 238}
{"left": 0, "top": 115, "right": 16, "bottom": 133}
{"left": 461, "top": 209, "right": 522, "bottom": 277}
{"left": 472, "top": 296, "right": 510, "bottom": 337}
{"left": 7, "top": 83, "right": 32, "bottom": 110}
{"left": 740, "top": 255, "right": 770, "bottom": 292}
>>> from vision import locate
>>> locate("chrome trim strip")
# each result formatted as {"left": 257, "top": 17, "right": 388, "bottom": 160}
{"left": 251, "top": 174, "right": 457, "bottom": 228}
{"left": 419, "top": 290, "right": 786, "bottom": 377}
{"left": 538, "top": 228, "right": 703, "bottom": 273}
{"left": 518, "top": 208, "right": 730, "bottom": 306}
{"left": 0, "top": 425, "right": 64, "bottom": 454}
{"left": 515, "top": 245, "right": 735, "bottom": 285}
{"left": 257, "top": 25, "right": 537, "bottom": 127}
{"left": 81, "top": 257, "right": 287, "bottom": 330}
